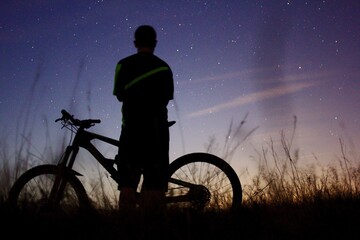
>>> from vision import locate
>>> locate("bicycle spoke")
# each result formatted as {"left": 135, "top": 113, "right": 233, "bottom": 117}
{"left": 8, "top": 165, "right": 90, "bottom": 215}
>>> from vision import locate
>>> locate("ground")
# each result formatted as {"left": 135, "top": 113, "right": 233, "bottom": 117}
{"left": 1, "top": 198, "right": 359, "bottom": 240}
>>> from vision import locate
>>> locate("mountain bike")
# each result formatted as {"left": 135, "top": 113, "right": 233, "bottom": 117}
{"left": 7, "top": 109, "right": 242, "bottom": 215}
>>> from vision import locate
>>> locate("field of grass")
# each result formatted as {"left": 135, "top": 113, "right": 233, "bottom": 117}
{"left": 1, "top": 195, "right": 359, "bottom": 239}
{"left": 2, "top": 64, "right": 359, "bottom": 239}
{"left": 0, "top": 87, "right": 359, "bottom": 239}
{"left": 1, "top": 121, "right": 359, "bottom": 240}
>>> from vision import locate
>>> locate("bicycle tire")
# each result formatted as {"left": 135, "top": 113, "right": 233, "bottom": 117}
{"left": 167, "top": 152, "right": 242, "bottom": 211}
{"left": 8, "top": 164, "right": 91, "bottom": 215}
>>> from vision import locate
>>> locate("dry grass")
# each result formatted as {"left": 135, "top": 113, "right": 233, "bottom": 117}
{"left": 1, "top": 115, "right": 360, "bottom": 239}
{"left": 2, "top": 114, "right": 360, "bottom": 207}
{"left": 242, "top": 117, "right": 360, "bottom": 207}
{"left": 1, "top": 63, "right": 359, "bottom": 238}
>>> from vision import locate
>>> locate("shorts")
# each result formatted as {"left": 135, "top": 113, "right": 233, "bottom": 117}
{"left": 116, "top": 120, "right": 169, "bottom": 191}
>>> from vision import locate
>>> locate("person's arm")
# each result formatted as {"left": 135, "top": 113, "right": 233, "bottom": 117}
{"left": 113, "top": 63, "right": 123, "bottom": 102}
{"left": 166, "top": 67, "right": 174, "bottom": 101}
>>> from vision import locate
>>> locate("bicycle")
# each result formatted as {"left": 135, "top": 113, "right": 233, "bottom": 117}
{"left": 7, "top": 109, "right": 242, "bottom": 214}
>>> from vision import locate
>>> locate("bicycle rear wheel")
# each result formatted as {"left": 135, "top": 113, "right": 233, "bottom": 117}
{"left": 167, "top": 152, "right": 242, "bottom": 211}
{"left": 8, "top": 164, "right": 91, "bottom": 215}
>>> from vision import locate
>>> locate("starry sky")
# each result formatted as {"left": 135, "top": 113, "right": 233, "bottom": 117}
{"left": 1, "top": 0, "right": 360, "bottom": 180}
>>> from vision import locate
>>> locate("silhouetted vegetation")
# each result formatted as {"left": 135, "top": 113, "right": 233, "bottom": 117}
{"left": 1, "top": 115, "right": 359, "bottom": 239}
{"left": 1, "top": 64, "right": 359, "bottom": 239}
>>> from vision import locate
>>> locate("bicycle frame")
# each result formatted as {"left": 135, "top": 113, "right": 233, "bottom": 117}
{"left": 43, "top": 108, "right": 226, "bottom": 208}
{"left": 61, "top": 127, "right": 121, "bottom": 181}
{"left": 47, "top": 127, "right": 120, "bottom": 205}
{"left": 8, "top": 109, "right": 242, "bottom": 212}
{"left": 54, "top": 125, "right": 198, "bottom": 200}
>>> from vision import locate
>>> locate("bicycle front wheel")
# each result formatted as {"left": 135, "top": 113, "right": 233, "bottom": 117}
{"left": 8, "top": 164, "right": 91, "bottom": 215}
{"left": 167, "top": 152, "right": 242, "bottom": 211}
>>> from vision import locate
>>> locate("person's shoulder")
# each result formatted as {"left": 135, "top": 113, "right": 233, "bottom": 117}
{"left": 118, "top": 53, "right": 138, "bottom": 64}
{"left": 152, "top": 55, "right": 171, "bottom": 67}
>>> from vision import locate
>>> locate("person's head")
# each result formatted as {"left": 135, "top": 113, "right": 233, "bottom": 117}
{"left": 134, "top": 25, "right": 157, "bottom": 50}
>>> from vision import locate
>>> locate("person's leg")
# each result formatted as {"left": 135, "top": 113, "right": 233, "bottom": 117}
{"left": 119, "top": 187, "right": 138, "bottom": 210}
{"left": 138, "top": 121, "right": 169, "bottom": 237}
{"left": 140, "top": 153, "right": 168, "bottom": 219}
{"left": 117, "top": 187, "right": 140, "bottom": 239}
{"left": 139, "top": 187, "right": 166, "bottom": 239}
{"left": 140, "top": 188, "right": 166, "bottom": 218}
{"left": 117, "top": 125, "right": 141, "bottom": 212}
{"left": 140, "top": 161, "right": 168, "bottom": 238}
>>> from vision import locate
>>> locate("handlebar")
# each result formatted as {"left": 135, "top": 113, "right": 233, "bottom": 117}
{"left": 56, "top": 109, "right": 101, "bottom": 129}
{"left": 56, "top": 109, "right": 175, "bottom": 129}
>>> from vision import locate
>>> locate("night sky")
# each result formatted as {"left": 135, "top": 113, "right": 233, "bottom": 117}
{"left": 1, "top": 1, "right": 360, "bottom": 181}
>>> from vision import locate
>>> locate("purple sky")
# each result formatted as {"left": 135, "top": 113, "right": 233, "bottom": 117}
{"left": 1, "top": 1, "right": 360, "bottom": 180}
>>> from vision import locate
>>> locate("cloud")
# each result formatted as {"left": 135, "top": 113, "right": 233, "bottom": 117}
{"left": 187, "top": 80, "right": 320, "bottom": 118}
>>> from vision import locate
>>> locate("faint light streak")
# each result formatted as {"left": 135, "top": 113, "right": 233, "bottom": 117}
{"left": 187, "top": 81, "right": 320, "bottom": 118}
{"left": 180, "top": 65, "right": 329, "bottom": 85}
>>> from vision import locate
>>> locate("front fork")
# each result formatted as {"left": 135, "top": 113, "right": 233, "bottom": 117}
{"left": 48, "top": 145, "right": 79, "bottom": 207}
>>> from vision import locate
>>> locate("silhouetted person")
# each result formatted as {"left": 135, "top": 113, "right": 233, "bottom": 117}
{"left": 113, "top": 25, "right": 174, "bottom": 231}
